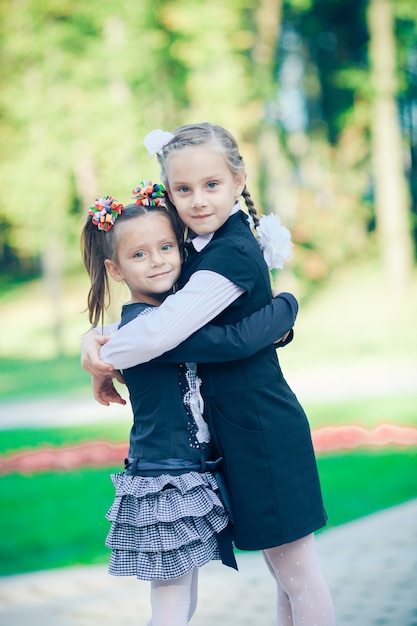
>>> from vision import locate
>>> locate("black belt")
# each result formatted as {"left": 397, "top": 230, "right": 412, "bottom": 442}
{"left": 124, "top": 456, "right": 222, "bottom": 474}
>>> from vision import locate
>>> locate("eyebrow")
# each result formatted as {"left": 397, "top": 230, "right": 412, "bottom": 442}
{"left": 171, "top": 173, "right": 224, "bottom": 185}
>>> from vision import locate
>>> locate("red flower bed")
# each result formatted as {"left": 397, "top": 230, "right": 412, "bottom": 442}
{"left": 0, "top": 424, "right": 416, "bottom": 475}
{"left": 0, "top": 441, "right": 128, "bottom": 475}
{"left": 312, "top": 423, "right": 417, "bottom": 452}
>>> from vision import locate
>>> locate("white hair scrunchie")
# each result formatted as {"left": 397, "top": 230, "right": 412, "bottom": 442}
{"left": 144, "top": 129, "right": 175, "bottom": 156}
{"left": 248, "top": 213, "right": 293, "bottom": 270}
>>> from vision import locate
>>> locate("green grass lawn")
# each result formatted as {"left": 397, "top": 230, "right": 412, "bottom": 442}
{"left": 304, "top": 393, "right": 417, "bottom": 428}
{"left": 0, "top": 391, "right": 415, "bottom": 576}
{"left": 0, "top": 450, "right": 416, "bottom": 575}
{"left": 0, "top": 394, "right": 416, "bottom": 576}
{"left": 0, "top": 423, "right": 129, "bottom": 456}
{"left": 317, "top": 450, "right": 417, "bottom": 528}
{"left": 0, "top": 467, "right": 118, "bottom": 575}
{"left": 0, "top": 356, "right": 91, "bottom": 402}
{"left": 0, "top": 396, "right": 417, "bottom": 575}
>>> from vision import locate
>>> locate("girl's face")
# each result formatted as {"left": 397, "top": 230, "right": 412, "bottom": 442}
{"left": 104, "top": 212, "right": 181, "bottom": 306}
{"left": 166, "top": 145, "right": 245, "bottom": 236}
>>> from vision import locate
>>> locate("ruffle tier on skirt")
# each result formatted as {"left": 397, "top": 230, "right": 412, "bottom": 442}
{"left": 105, "top": 471, "right": 230, "bottom": 580}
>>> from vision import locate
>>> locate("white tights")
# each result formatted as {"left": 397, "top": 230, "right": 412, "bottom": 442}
{"left": 263, "top": 534, "right": 335, "bottom": 626}
{"left": 144, "top": 535, "right": 335, "bottom": 626}
{"left": 146, "top": 568, "right": 198, "bottom": 626}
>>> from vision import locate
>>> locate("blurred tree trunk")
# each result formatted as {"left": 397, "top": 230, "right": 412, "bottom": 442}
{"left": 251, "top": 0, "right": 283, "bottom": 213}
{"left": 253, "top": 0, "right": 282, "bottom": 72}
{"left": 367, "top": 0, "right": 414, "bottom": 295}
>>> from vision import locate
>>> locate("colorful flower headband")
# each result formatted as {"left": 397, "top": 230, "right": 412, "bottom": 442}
{"left": 132, "top": 180, "right": 166, "bottom": 206}
{"left": 89, "top": 196, "right": 124, "bottom": 232}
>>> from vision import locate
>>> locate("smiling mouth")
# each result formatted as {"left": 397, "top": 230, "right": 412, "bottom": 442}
{"left": 193, "top": 213, "right": 212, "bottom": 219}
{"left": 149, "top": 270, "right": 171, "bottom": 279}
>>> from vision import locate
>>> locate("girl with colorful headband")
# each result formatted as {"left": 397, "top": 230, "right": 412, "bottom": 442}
{"left": 81, "top": 181, "right": 299, "bottom": 626}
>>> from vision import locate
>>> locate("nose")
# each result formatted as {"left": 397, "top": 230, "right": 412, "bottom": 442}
{"left": 191, "top": 190, "right": 207, "bottom": 209}
{"left": 150, "top": 250, "right": 164, "bottom": 266}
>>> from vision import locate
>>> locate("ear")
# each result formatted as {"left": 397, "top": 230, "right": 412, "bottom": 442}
{"left": 104, "top": 258, "right": 124, "bottom": 283}
{"left": 234, "top": 171, "right": 246, "bottom": 198}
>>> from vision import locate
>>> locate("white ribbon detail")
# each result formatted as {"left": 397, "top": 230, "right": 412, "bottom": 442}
{"left": 256, "top": 214, "right": 293, "bottom": 270}
{"left": 144, "top": 129, "right": 175, "bottom": 156}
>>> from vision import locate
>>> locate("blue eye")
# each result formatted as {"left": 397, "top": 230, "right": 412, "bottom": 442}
{"left": 134, "top": 251, "right": 145, "bottom": 259}
{"left": 178, "top": 185, "right": 190, "bottom": 193}
{"left": 207, "top": 181, "right": 218, "bottom": 189}
{"left": 161, "top": 244, "right": 172, "bottom": 251}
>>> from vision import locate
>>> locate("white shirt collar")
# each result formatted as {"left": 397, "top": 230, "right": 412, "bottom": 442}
{"left": 188, "top": 201, "right": 241, "bottom": 251}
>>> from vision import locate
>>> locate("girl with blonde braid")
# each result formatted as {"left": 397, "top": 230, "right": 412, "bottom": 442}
{"left": 82, "top": 124, "right": 335, "bottom": 625}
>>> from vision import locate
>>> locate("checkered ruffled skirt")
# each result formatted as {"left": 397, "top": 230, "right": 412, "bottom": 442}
{"left": 105, "top": 471, "right": 229, "bottom": 580}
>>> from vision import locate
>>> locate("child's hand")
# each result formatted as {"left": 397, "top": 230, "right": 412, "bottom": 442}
{"left": 92, "top": 374, "right": 127, "bottom": 406}
{"left": 81, "top": 331, "right": 114, "bottom": 376}
{"left": 274, "top": 330, "right": 291, "bottom": 344}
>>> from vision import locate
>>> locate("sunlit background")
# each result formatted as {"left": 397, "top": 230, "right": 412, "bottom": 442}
{"left": 0, "top": 0, "right": 416, "bottom": 586}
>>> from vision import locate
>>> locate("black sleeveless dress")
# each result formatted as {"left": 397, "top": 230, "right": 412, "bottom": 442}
{"left": 174, "top": 210, "right": 327, "bottom": 550}
{"left": 105, "top": 302, "right": 230, "bottom": 580}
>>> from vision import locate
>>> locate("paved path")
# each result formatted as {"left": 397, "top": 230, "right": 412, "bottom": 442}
{"left": 1, "top": 360, "right": 417, "bottom": 431}
{"left": 0, "top": 499, "right": 416, "bottom": 625}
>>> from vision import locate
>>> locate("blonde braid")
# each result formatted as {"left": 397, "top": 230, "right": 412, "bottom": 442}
{"left": 242, "top": 185, "right": 260, "bottom": 229}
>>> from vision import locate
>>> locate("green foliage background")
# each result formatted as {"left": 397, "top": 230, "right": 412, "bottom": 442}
{"left": 1, "top": 0, "right": 416, "bottom": 295}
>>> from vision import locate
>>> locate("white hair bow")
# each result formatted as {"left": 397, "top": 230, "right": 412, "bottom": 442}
{"left": 144, "top": 129, "right": 175, "bottom": 156}
{"left": 248, "top": 213, "right": 293, "bottom": 270}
